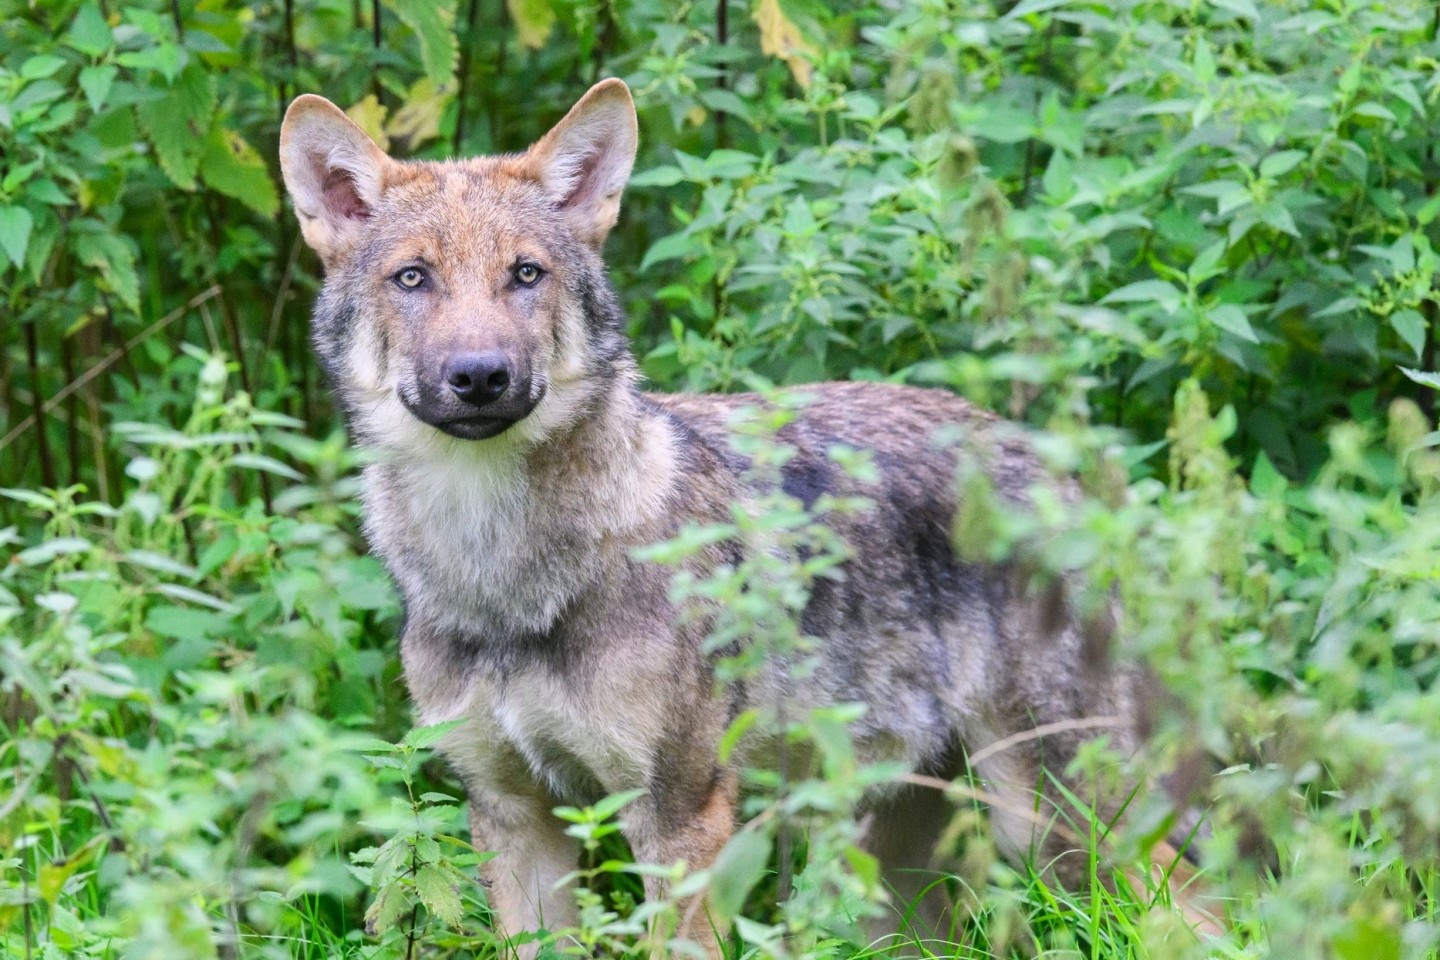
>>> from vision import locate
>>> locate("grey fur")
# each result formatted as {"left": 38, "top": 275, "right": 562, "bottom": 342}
{"left": 280, "top": 82, "right": 1153, "bottom": 956}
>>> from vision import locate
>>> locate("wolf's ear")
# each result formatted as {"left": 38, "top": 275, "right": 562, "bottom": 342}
{"left": 279, "top": 95, "right": 393, "bottom": 264}
{"left": 526, "top": 78, "right": 638, "bottom": 248}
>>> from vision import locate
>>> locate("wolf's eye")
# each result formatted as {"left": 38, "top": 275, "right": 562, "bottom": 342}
{"left": 515, "top": 263, "right": 542, "bottom": 286}
{"left": 394, "top": 267, "right": 426, "bottom": 289}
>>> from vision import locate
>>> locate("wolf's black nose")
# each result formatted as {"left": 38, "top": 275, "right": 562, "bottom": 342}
{"left": 444, "top": 351, "right": 511, "bottom": 406}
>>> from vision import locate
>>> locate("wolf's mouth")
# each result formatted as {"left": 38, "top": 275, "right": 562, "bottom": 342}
{"left": 434, "top": 414, "right": 520, "bottom": 440}
{"left": 398, "top": 392, "right": 544, "bottom": 442}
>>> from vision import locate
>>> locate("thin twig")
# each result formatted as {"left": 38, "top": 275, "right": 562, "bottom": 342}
{"left": 965, "top": 715, "right": 1126, "bottom": 770}
{"left": 453, "top": 0, "right": 483, "bottom": 151}
{"left": 0, "top": 287, "right": 222, "bottom": 455}
{"left": 264, "top": 238, "right": 304, "bottom": 361}
{"left": 22, "top": 321, "right": 56, "bottom": 489}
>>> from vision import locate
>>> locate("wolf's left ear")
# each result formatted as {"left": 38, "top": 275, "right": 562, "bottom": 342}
{"left": 526, "top": 78, "right": 638, "bottom": 248}
{"left": 279, "top": 94, "right": 394, "bottom": 264}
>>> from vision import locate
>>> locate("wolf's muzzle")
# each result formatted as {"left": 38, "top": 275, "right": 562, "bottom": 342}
{"left": 401, "top": 349, "right": 543, "bottom": 441}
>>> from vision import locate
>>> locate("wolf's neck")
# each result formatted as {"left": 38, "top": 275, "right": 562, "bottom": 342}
{"left": 363, "top": 373, "right": 678, "bottom": 640}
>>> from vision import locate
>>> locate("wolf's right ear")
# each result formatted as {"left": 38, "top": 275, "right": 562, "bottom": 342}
{"left": 279, "top": 95, "right": 393, "bottom": 264}
{"left": 525, "top": 78, "right": 639, "bottom": 248}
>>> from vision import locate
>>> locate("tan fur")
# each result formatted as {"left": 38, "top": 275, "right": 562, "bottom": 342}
{"left": 280, "top": 81, "right": 1218, "bottom": 959}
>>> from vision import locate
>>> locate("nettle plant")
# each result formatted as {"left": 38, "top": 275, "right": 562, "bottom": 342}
{"left": 0, "top": 356, "right": 408, "bottom": 957}
{"left": 634, "top": 0, "right": 1439, "bottom": 475}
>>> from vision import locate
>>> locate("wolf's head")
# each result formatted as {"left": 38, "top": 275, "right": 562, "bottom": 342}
{"left": 279, "top": 81, "right": 637, "bottom": 453}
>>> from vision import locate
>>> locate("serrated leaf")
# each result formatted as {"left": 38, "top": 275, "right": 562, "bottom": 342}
{"left": 79, "top": 64, "right": 117, "bottom": 112}
{"left": 0, "top": 487, "right": 57, "bottom": 510}
{"left": 137, "top": 66, "right": 216, "bottom": 190}
{"left": 0, "top": 206, "right": 34, "bottom": 268}
{"left": 1390, "top": 309, "right": 1426, "bottom": 361}
{"left": 507, "top": 0, "right": 555, "bottom": 49}
{"left": 415, "top": 864, "right": 463, "bottom": 926}
{"left": 385, "top": 0, "right": 458, "bottom": 81}
{"left": 629, "top": 165, "right": 685, "bottom": 188}
{"left": 69, "top": 3, "right": 113, "bottom": 56}
{"left": 1209, "top": 0, "right": 1259, "bottom": 18}
{"left": 199, "top": 126, "right": 279, "bottom": 218}
{"left": 386, "top": 77, "right": 451, "bottom": 150}
{"left": 364, "top": 882, "right": 407, "bottom": 936}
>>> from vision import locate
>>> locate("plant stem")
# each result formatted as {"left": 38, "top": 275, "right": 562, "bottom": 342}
{"left": 24, "top": 321, "right": 56, "bottom": 489}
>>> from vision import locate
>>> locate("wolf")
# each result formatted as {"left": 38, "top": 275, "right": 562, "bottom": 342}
{"left": 279, "top": 79, "right": 1202, "bottom": 955}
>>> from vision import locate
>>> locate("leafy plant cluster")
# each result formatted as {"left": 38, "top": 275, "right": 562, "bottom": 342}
{"left": 3, "top": 0, "right": 1440, "bottom": 957}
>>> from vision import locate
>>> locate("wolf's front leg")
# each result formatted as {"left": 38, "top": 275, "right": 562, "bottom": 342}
{"left": 469, "top": 787, "right": 580, "bottom": 959}
{"left": 624, "top": 769, "right": 738, "bottom": 959}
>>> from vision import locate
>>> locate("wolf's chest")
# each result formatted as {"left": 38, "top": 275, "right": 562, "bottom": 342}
{"left": 495, "top": 671, "right": 652, "bottom": 800}
{"left": 363, "top": 459, "right": 603, "bottom": 638}
{"left": 430, "top": 663, "right": 657, "bottom": 805}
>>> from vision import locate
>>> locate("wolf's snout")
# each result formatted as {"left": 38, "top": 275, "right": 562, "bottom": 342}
{"left": 444, "top": 351, "right": 512, "bottom": 406}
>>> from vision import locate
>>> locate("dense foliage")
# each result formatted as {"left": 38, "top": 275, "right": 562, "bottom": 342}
{"left": 3, "top": 0, "right": 1439, "bottom": 957}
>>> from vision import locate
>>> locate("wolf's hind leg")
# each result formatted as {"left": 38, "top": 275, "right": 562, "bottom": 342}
{"left": 861, "top": 782, "right": 963, "bottom": 956}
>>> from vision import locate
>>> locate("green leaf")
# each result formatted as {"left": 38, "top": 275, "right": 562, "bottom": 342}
{"left": 1002, "top": 0, "right": 1074, "bottom": 19}
{"left": 1209, "top": 0, "right": 1259, "bottom": 18}
{"left": 17, "top": 537, "right": 91, "bottom": 566}
{"left": 1389, "top": 309, "right": 1426, "bottom": 361}
{"left": 1208, "top": 304, "right": 1259, "bottom": 343}
{"left": 641, "top": 231, "right": 700, "bottom": 272}
{"left": 1101, "top": 279, "right": 1182, "bottom": 314}
{"left": 507, "top": 0, "right": 556, "bottom": 49}
{"left": 68, "top": 4, "right": 113, "bottom": 57}
{"left": 1333, "top": 912, "right": 1401, "bottom": 960}
{"left": 74, "top": 230, "right": 139, "bottom": 310}
{"left": 199, "top": 124, "right": 279, "bottom": 217}
{"left": 384, "top": 0, "right": 458, "bottom": 83}
{"left": 1400, "top": 367, "right": 1440, "bottom": 391}
{"left": 1191, "top": 37, "right": 1215, "bottom": 85}
{"left": 401, "top": 718, "right": 466, "bottom": 749}
{"left": 1250, "top": 450, "right": 1287, "bottom": 498}
{"left": 137, "top": 66, "right": 216, "bottom": 190}
{"left": 364, "top": 881, "right": 408, "bottom": 936}
{"left": 708, "top": 829, "right": 772, "bottom": 921}
{"left": 415, "top": 864, "right": 463, "bottom": 926}
{"left": 26, "top": 178, "right": 71, "bottom": 206}
{"left": 79, "top": 64, "right": 118, "bottom": 112}
{"left": 0, "top": 205, "right": 34, "bottom": 268}
{"left": 630, "top": 165, "right": 685, "bottom": 188}
{"left": 1259, "top": 149, "right": 1307, "bottom": 179}
{"left": 720, "top": 708, "right": 759, "bottom": 763}
{"left": 590, "top": 788, "right": 646, "bottom": 822}
{"left": 21, "top": 55, "right": 68, "bottom": 81}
